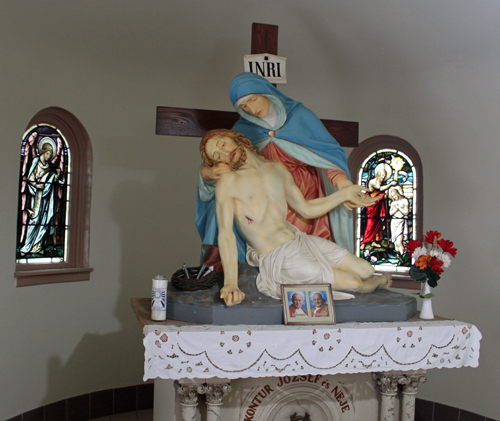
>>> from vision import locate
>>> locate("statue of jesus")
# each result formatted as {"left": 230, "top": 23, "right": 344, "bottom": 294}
{"left": 200, "top": 129, "right": 392, "bottom": 306}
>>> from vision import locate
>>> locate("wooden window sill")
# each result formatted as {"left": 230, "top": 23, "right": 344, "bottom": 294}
{"left": 15, "top": 267, "right": 93, "bottom": 287}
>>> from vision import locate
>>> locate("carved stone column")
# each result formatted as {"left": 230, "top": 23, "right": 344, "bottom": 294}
{"left": 200, "top": 383, "right": 232, "bottom": 421}
{"left": 373, "top": 372, "right": 400, "bottom": 421}
{"left": 174, "top": 380, "right": 205, "bottom": 421}
{"left": 398, "top": 372, "right": 427, "bottom": 421}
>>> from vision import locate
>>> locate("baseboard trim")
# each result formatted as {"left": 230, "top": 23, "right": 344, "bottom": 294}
{"left": 6, "top": 383, "right": 154, "bottom": 421}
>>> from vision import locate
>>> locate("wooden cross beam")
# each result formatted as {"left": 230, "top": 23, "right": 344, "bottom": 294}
{"left": 155, "top": 23, "right": 359, "bottom": 147}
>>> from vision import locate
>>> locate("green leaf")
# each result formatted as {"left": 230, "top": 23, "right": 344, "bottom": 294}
{"left": 427, "top": 270, "right": 440, "bottom": 288}
{"left": 419, "top": 293, "right": 435, "bottom": 299}
{"left": 428, "top": 270, "right": 440, "bottom": 282}
{"left": 409, "top": 266, "right": 428, "bottom": 282}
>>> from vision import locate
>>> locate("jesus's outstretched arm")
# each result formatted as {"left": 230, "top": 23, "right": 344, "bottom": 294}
{"left": 215, "top": 174, "right": 245, "bottom": 306}
{"left": 281, "top": 165, "right": 379, "bottom": 220}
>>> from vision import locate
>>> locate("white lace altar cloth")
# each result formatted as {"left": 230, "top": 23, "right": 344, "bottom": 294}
{"left": 143, "top": 320, "right": 481, "bottom": 380}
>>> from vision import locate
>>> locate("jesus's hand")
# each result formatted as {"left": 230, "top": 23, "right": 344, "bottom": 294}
{"left": 344, "top": 185, "right": 381, "bottom": 208}
{"left": 220, "top": 285, "right": 245, "bottom": 306}
{"left": 333, "top": 177, "right": 360, "bottom": 210}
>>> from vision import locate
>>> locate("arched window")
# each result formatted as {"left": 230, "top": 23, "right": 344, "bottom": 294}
{"left": 348, "top": 135, "right": 423, "bottom": 289}
{"left": 15, "top": 107, "right": 93, "bottom": 286}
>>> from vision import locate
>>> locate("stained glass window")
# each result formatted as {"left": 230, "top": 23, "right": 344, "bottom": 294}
{"left": 356, "top": 149, "right": 416, "bottom": 272}
{"left": 348, "top": 136, "right": 423, "bottom": 287}
{"left": 16, "top": 125, "right": 71, "bottom": 264}
{"left": 15, "top": 107, "right": 93, "bottom": 286}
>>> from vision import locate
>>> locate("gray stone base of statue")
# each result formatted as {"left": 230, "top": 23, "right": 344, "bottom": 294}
{"left": 166, "top": 264, "right": 416, "bottom": 325}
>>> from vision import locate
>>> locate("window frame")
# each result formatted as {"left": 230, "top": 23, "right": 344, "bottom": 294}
{"left": 348, "top": 135, "right": 423, "bottom": 290}
{"left": 15, "top": 107, "right": 93, "bottom": 286}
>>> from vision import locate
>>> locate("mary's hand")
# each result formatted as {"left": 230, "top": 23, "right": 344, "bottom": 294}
{"left": 342, "top": 201, "right": 358, "bottom": 211}
{"left": 201, "top": 163, "right": 232, "bottom": 181}
{"left": 344, "top": 185, "right": 381, "bottom": 208}
{"left": 334, "top": 175, "right": 353, "bottom": 191}
{"left": 332, "top": 176, "right": 357, "bottom": 210}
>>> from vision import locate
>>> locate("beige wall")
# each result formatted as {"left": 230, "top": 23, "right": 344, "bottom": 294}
{"left": 1, "top": 1, "right": 498, "bottom": 419}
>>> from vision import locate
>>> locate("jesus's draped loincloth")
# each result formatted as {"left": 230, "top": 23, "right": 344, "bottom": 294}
{"left": 246, "top": 223, "right": 353, "bottom": 300}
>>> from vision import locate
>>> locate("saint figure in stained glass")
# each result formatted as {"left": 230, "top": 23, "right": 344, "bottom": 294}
{"left": 357, "top": 149, "right": 416, "bottom": 272}
{"left": 361, "top": 162, "right": 398, "bottom": 249}
{"left": 17, "top": 125, "right": 70, "bottom": 263}
{"left": 388, "top": 186, "right": 410, "bottom": 255}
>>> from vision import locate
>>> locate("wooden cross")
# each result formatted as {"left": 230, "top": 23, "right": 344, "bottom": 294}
{"left": 155, "top": 23, "right": 358, "bottom": 147}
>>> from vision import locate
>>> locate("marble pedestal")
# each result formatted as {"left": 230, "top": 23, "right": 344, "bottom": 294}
{"left": 155, "top": 371, "right": 429, "bottom": 420}
{"left": 130, "top": 304, "right": 481, "bottom": 421}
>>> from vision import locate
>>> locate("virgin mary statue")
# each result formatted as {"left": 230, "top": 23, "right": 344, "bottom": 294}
{"left": 196, "top": 72, "right": 354, "bottom": 265}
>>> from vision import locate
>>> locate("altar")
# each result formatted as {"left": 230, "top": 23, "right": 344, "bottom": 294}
{"left": 131, "top": 298, "right": 481, "bottom": 421}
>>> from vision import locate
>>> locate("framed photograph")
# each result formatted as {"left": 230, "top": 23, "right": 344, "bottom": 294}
{"left": 281, "top": 284, "right": 336, "bottom": 325}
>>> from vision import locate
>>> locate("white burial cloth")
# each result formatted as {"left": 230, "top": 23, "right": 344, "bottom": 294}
{"left": 246, "top": 223, "right": 353, "bottom": 300}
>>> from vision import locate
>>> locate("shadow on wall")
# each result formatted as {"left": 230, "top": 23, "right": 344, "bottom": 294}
{"left": 41, "top": 144, "right": 201, "bottom": 407}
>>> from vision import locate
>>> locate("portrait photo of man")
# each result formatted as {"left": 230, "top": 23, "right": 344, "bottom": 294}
{"left": 310, "top": 291, "right": 330, "bottom": 317}
{"left": 289, "top": 291, "right": 308, "bottom": 318}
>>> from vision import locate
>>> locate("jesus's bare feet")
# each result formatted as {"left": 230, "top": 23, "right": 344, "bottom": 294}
{"left": 377, "top": 273, "right": 392, "bottom": 290}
